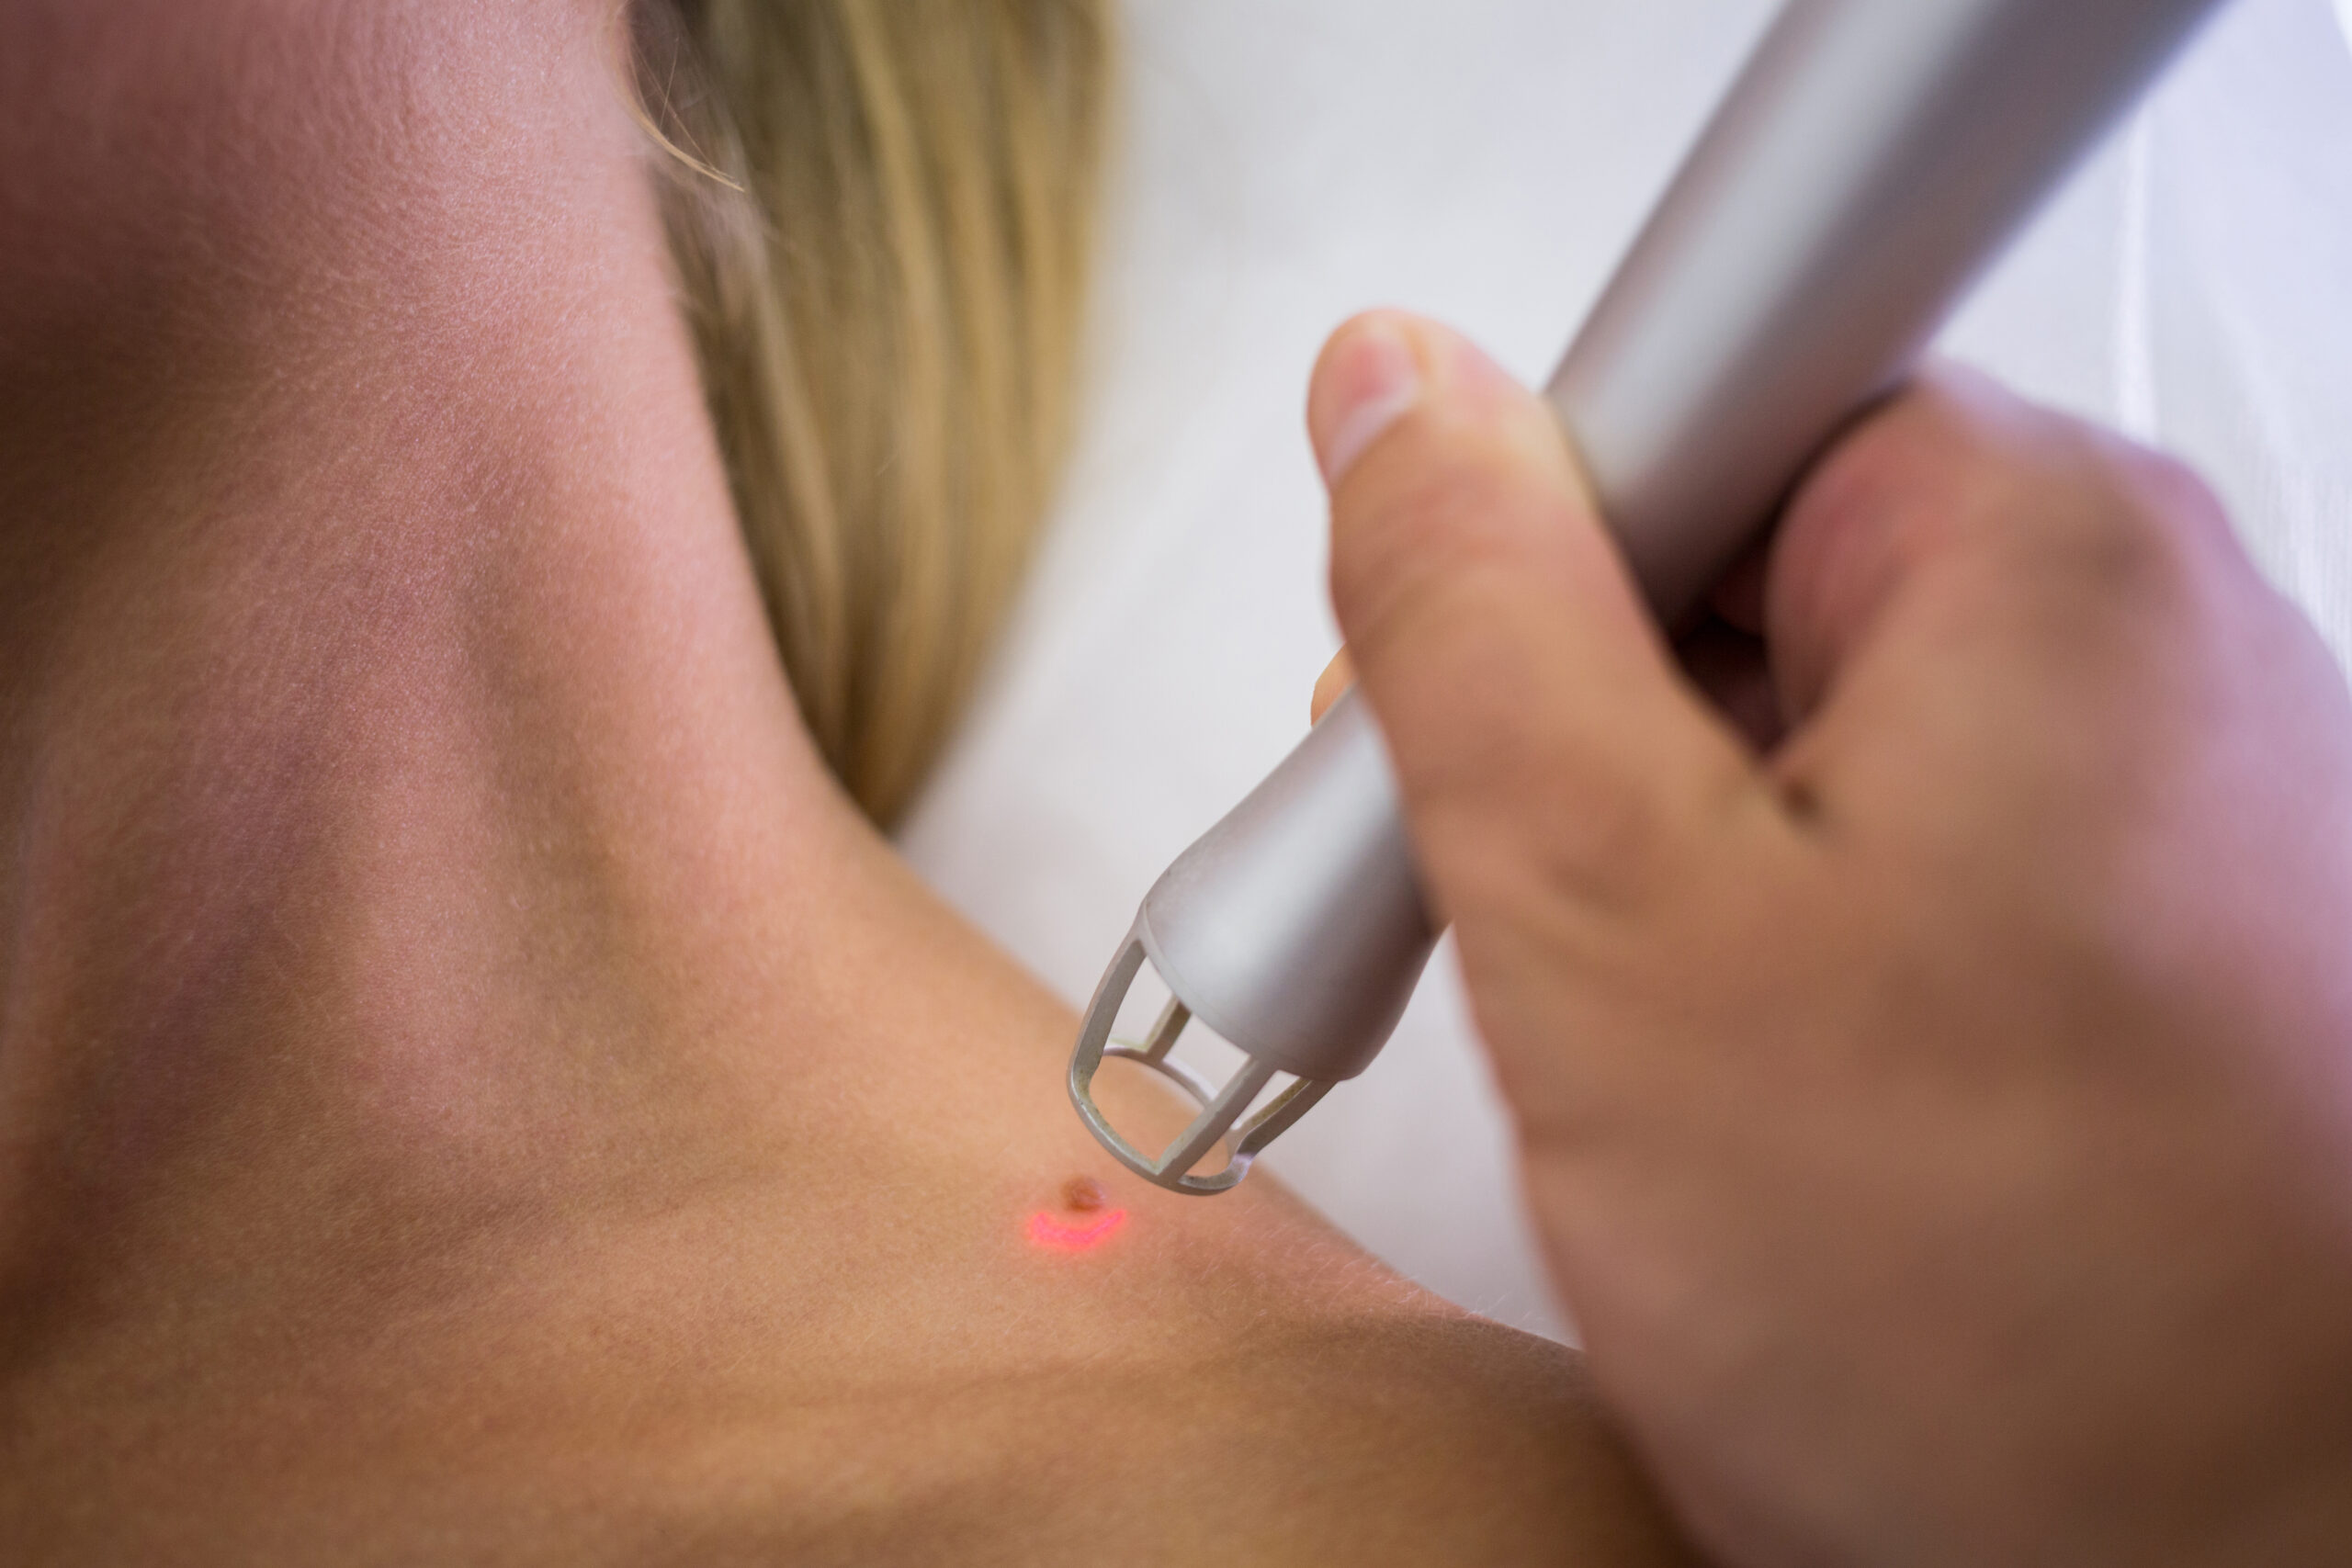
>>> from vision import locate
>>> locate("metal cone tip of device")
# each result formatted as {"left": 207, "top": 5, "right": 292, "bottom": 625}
{"left": 1067, "top": 931, "right": 1337, "bottom": 1196}
{"left": 1065, "top": 690, "right": 1438, "bottom": 1194}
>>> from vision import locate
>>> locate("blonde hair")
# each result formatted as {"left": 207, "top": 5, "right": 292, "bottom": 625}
{"left": 634, "top": 0, "right": 1111, "bottom": 825}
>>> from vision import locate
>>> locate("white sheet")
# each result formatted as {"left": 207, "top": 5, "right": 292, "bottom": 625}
{"left": 901, "top": 0, "right": 2352, "bottom": 1339}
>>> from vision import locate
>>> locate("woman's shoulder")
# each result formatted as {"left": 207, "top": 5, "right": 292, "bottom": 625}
{"left": 653, "top": 1307, "right": 1696, "bottom": 1567}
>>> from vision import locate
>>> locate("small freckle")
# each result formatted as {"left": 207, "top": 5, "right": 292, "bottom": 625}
{"left": 1062, "top": 1176, "right": 1107, "bottom": 1213}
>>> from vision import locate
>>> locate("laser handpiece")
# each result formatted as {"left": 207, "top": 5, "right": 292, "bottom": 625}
{"left": 1069, "top": 0, "right": 2231, "bottom": 1194}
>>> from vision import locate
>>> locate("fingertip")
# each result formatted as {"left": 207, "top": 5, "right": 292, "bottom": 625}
{"left": 1309, "top": 310, "right": 1427, "bottom": 487}
{"left": 1310, "top": 648, "right": 1356, "bottom": 723}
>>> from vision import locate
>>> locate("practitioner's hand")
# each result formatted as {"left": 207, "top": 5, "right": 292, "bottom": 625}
{"left": 1306, "top": 310, "right": 2352, "bottom": 1566}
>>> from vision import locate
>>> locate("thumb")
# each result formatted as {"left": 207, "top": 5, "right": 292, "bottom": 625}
{"left": 1310, "top": 310, "right": 1766, "bottom": 928}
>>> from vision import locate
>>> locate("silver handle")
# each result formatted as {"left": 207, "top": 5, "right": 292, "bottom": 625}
{"left": 1554, "top": 0, "right": 2224, "bottom": 622}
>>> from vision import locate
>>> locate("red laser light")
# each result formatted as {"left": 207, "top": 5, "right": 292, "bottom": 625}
{"left": 1027, "top": 1208, "right": 1127, "bottom": 1252}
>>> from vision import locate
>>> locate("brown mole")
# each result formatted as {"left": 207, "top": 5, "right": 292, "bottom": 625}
{"left": 1061, "top": 1176, "right": 1108, "bottom": 1213}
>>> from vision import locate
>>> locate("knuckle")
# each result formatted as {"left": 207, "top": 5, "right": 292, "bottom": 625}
{"left": 1802, "top": 380, "right": 2216, "bottom": 615}
{"left": 2113, "top": 446, "right": 2231, "bottom": 557}
{"left": 1988, "top": 434, "right": 2199, "bottom": 611}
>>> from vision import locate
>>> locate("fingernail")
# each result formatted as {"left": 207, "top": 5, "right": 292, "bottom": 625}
{"left": 1313, "top": 317, "right": 1421, "bottom": 485}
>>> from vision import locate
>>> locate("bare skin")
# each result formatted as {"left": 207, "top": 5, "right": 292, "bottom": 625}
{"left": 1309, "top": 310, "right": 2352, "bottom": 1565}
{"left": 0, "top": 5, "right": 1691, "bottom": 1563}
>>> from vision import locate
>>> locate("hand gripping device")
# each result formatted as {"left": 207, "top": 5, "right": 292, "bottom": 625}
{"left": 1069, "top": 0, "right": 2229, "bottom": 1194}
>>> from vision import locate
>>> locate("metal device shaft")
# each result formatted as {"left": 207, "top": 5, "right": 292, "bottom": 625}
{"left": 1071, "top": 0, "right": 2230, "bottom": 1194}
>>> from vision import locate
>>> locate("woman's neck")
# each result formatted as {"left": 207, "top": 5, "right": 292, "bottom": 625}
{"left": 0, "top": 0, "right": 890, "bottom": 1323}
{"left": 0, "top": 18, "right": 1697, "bottom": 1562}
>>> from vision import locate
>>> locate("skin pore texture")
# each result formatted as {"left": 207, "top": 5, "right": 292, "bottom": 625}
{"left": 0, "top": 3, "right": 1689, "bottom": 1562}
